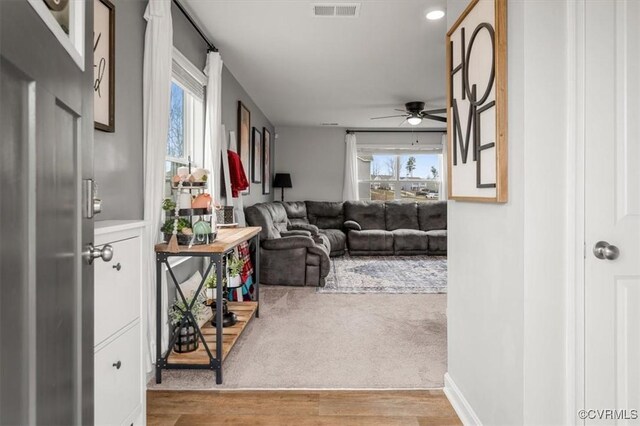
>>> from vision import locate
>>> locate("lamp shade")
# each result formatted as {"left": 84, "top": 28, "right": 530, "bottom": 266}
{"left": 273, "top": 173, "right": 292, "bottom": 188}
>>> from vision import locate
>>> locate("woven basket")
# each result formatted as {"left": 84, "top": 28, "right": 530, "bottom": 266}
{"left": 215, "top": 206, "right": 234, "bottom": 224}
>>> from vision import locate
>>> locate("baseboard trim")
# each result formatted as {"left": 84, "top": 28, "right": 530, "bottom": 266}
{"left": 444, "top": 373, "right": 482, "bottom": 426}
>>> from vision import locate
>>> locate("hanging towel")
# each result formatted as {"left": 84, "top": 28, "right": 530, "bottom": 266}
{"left": 227, "top": 150, "right": 249, "bottom": 198}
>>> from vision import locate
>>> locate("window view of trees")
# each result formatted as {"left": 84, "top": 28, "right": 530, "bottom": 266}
{"left": 361, "top": 153, "right": 442, "bottom": 202}
{"left": 167, "top": 82, "right": 185, "bottom": 159}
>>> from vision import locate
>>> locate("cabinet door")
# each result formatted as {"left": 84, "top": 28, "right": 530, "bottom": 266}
{"left": 94, "top": 323, "right": 141, "bottom": 426}
{"left": 94, "top": 236, "right": 141, "bottom": 345}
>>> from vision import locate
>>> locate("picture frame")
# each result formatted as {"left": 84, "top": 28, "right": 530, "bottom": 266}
{"left": 93, "top": 0, "right": 115, "bottom": 132}
{"left": 446, "top": 0, "right": 507, "bottom": 203}
{"left": 262, "top": 128, "right": 271, "bottom": 195}
{"left": 28, "top": 0, "right": 85, "bottom": 69}
{"left": 237, "top": 101, "right": 251, "bottom": 194}
{"left": 251, "top": 128, "right": 262, "bottom": 183}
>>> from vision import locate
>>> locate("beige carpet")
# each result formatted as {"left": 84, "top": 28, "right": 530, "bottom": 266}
{"left": 148, "top": 286, "right": 447, "bottom": 390}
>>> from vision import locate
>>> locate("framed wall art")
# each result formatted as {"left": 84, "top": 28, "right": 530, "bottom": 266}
{"left": 27, "top": 0, "right": 85, "bottom": 69}
{"left": 237, "top": 101, "right": 251, "bottom": 194}
{"left": 251, "top": 127, "right": 262, "bottom": 183}
{"left": 447, "top": 0, "right": 507, "bottom": 203}
{"left": 262, "top": 128, "right": 271, "bottom": 195}
{"left": 93, "top": 0, "right": 115, "bottom": 132}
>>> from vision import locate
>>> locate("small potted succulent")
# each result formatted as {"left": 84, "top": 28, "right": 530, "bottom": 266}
{"left": 227, "top": 255, "right": 245, "bottom": 289}
{"left": 204, "top": 273, "right": 217, "bottom": 300}
{"left": 169, "top": 292, "right": 204, "bottom": 353}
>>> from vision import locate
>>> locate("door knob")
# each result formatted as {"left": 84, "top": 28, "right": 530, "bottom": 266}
{"left": 593, "top": 241, "right": 620, "bottom": 260}
{"left": 84, "top": 244, "right": 113, "bottom": 264}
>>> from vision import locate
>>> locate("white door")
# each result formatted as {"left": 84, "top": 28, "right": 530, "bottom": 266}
{"left": 585, "top": 1, "right": 640, "bottom": 424}
{"left": 0, "top": 1, "right": 95, "bottom": 425}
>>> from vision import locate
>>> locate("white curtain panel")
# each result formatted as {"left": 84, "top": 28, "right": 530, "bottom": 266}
{"left": 342, "top": 133, "right": 359, "bottom": 201}
{"left": 204, "top": 51, "right": 223, "bottom": 202}
{"left": 142, "top": 0, "right": 172, "bottom": 372}
{"left": 440, "top": 133, "right": 448, "bottom": 201}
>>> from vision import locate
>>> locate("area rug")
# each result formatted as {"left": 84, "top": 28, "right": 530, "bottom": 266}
{"left": 147, "top": 286, "right": 447, "bottom": 390}
{"left": 318, "top": 255, "right": 447, "bottom": 294}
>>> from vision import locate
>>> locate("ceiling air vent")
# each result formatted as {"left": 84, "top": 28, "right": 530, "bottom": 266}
{"left": 312, "top": 3, "right": 361, "bottom": 18}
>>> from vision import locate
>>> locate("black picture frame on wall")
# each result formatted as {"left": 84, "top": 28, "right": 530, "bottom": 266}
{"left": 262, "top": 128, "right": 271, "bottom": 195}
{"left": 93, "top": 0, "right": 115, "bottom": 132}
{"left": 237, "top": 101, "right": 251, "bottom": 194}
{"left": 251, "top": 127, "right": 262, "bottom": 183}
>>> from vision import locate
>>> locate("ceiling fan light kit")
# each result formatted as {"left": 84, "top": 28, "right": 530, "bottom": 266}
{"left": 407, "top": 116, "right": 422, "bottom": 125}
{"left": 370, "top": 101, "right": 447, "bottom": 125}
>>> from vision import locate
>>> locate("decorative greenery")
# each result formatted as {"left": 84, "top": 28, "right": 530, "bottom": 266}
{"left": 228, "top": 255, "right": 245, "bottom": 278}
{"left": 169, "top": 291, "right": 205, "bottom": 325}
{"left": 161, "top": 217, "right": 191, "bottom": 234}
{"left": 162, "top": 198, "right": 177, "bottom": 211}
{"left": 204, "top": 273, "right": 217, "bottom": 289}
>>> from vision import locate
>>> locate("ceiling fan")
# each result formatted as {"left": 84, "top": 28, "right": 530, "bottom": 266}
{"left": 370, "top": 101, "right": 447, "bottom": 125}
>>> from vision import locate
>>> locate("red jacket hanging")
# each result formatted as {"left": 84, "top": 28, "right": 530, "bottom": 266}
{"left": 227, "top": 150, "right": 249, "bottom": 197}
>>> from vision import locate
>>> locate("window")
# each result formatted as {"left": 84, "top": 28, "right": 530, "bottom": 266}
{"left": 165, "top": 49, "right": 206, "bottom": 194}
{"left": 358, "top": 152, "right": 442, "bottom": 202}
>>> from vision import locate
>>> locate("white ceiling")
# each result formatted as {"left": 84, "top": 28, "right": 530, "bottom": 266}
{"left": 184, "top": 0, "right": 448, "bottom": 128}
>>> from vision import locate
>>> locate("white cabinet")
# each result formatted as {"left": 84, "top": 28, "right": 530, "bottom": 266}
{"left": 94, "top": 221, "right": 146, "bottom": 426}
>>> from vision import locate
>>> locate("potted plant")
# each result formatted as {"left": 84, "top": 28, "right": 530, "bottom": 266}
{"left": 169, "top": 292, "right": 204, "bottom": 353}
{"left": 204, "top": 273, "right": 217, "bottom": 300}
{"left": 227, "top": 255, "right": 245, "bottom": 289}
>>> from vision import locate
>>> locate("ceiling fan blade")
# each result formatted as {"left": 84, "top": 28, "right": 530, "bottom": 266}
{"left": 422, "top": 108, "right": 447, "bottom": 115}
{"left": 370, "top": 114, "right": 408, "bottom": 120}
{"left": 421, "top": 113, "right": 447, "bottom": 123}
{"left": 394, "top": 109, "right": 409, "bottom": 113}
{"left": 398, "top": 118, "right": 408, "bottom": 127}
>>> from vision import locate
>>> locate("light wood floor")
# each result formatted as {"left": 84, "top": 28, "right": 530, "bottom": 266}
{"left": 147, "top": 390, "right": 462, "bottom": 425}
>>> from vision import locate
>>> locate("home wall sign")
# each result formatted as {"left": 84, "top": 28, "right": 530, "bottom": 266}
{"left": 94, "top": 0, "right": 115, "bottom": 132}
{"left": 447, "top": 0, "right": 507, "bottom": 202}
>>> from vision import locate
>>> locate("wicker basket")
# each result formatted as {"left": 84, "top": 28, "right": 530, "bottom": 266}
{"left": 215, "top": 206, "right": 234, "bottom": 224}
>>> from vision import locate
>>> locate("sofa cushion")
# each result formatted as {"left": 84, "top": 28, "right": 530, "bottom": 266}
{"left": 418, "top": 201, "right": 447, "bottom": 231}
{"left": 281, "top": 201, "right": 309, "bottom": 226}
{"left": 347, "top": 229, "right": 394, "bottom": 252}
{"left": 245, "top": 204, "right": 281, "bottom": 240}
{"left": 319, "top": 229, "right": 347, "bottom": 254}
{"left": 344, "top": 201, "right": 386, "bottom": 230}
{"left": 385, "top": 201, "right": 419, "bottom": 231}
{"left": 392, "top": 229, "right": 428, "bottom": 253}
{"left": 306, "top": 201, "right": 344, "bottom": 229}
{"left": 312, "top": 233, "right": 332, "bottom": 253}
{"left": 426, "top": 230, "right": 447, "bottom": 254}
{"left": 267, "top": 203, "right": 289, "bottom": 234}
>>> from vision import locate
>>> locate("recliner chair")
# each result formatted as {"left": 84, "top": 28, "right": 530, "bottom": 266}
{"left": 245, "top": 203, "right": 331, "bottom": 287}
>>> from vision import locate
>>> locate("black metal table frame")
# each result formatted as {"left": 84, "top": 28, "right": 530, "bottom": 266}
{"left": 155, "top": 234, "right": 260, "bottom": 385}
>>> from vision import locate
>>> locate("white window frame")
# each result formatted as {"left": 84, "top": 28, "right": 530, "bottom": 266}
{"left": 357, "top": 149, "right": 443, "bottom": 202}
{"left": 166, "top": 48, "right": 207, "bottom": 174}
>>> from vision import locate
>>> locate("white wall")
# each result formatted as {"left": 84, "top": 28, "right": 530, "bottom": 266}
{"left": 274, "top": 126, "right": 346, "bottom": 201}
{"left": 446, "top": 0, "right": 570, "bottom": 424}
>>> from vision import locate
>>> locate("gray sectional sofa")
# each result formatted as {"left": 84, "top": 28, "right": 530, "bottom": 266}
{"left": 245, "top": 200, "right": 447, "bottom": 287}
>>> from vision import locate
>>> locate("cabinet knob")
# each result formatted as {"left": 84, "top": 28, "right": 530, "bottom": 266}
{"left": 112, "top": 360, "right": 122, "bottom": 370}
{"left": 112, "top": 262, "right": 122, "bottom": 271}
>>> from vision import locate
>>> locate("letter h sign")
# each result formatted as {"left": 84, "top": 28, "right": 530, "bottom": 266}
{"left": 446, "top": 0, "right": 508, "bottom": 203}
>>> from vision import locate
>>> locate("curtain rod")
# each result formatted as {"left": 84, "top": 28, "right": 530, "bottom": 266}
{"left": 346, "top": 128, "right": 446, "bottom": 134}
{"left": 173, "top": 0, "right": 218, "bottom": 53}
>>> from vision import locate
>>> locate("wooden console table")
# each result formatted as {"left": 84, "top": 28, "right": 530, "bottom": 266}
{"left": 154, "top": 226, "right": 261, "bottom": 385}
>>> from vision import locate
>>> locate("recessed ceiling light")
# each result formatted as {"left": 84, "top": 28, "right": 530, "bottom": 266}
{"left": 426, "top": 10, "right": 445, "bottom": 20}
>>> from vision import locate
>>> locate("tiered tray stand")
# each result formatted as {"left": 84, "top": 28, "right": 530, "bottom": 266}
{"left": 154, "top": 226, "right": 261, "bottom": 385}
